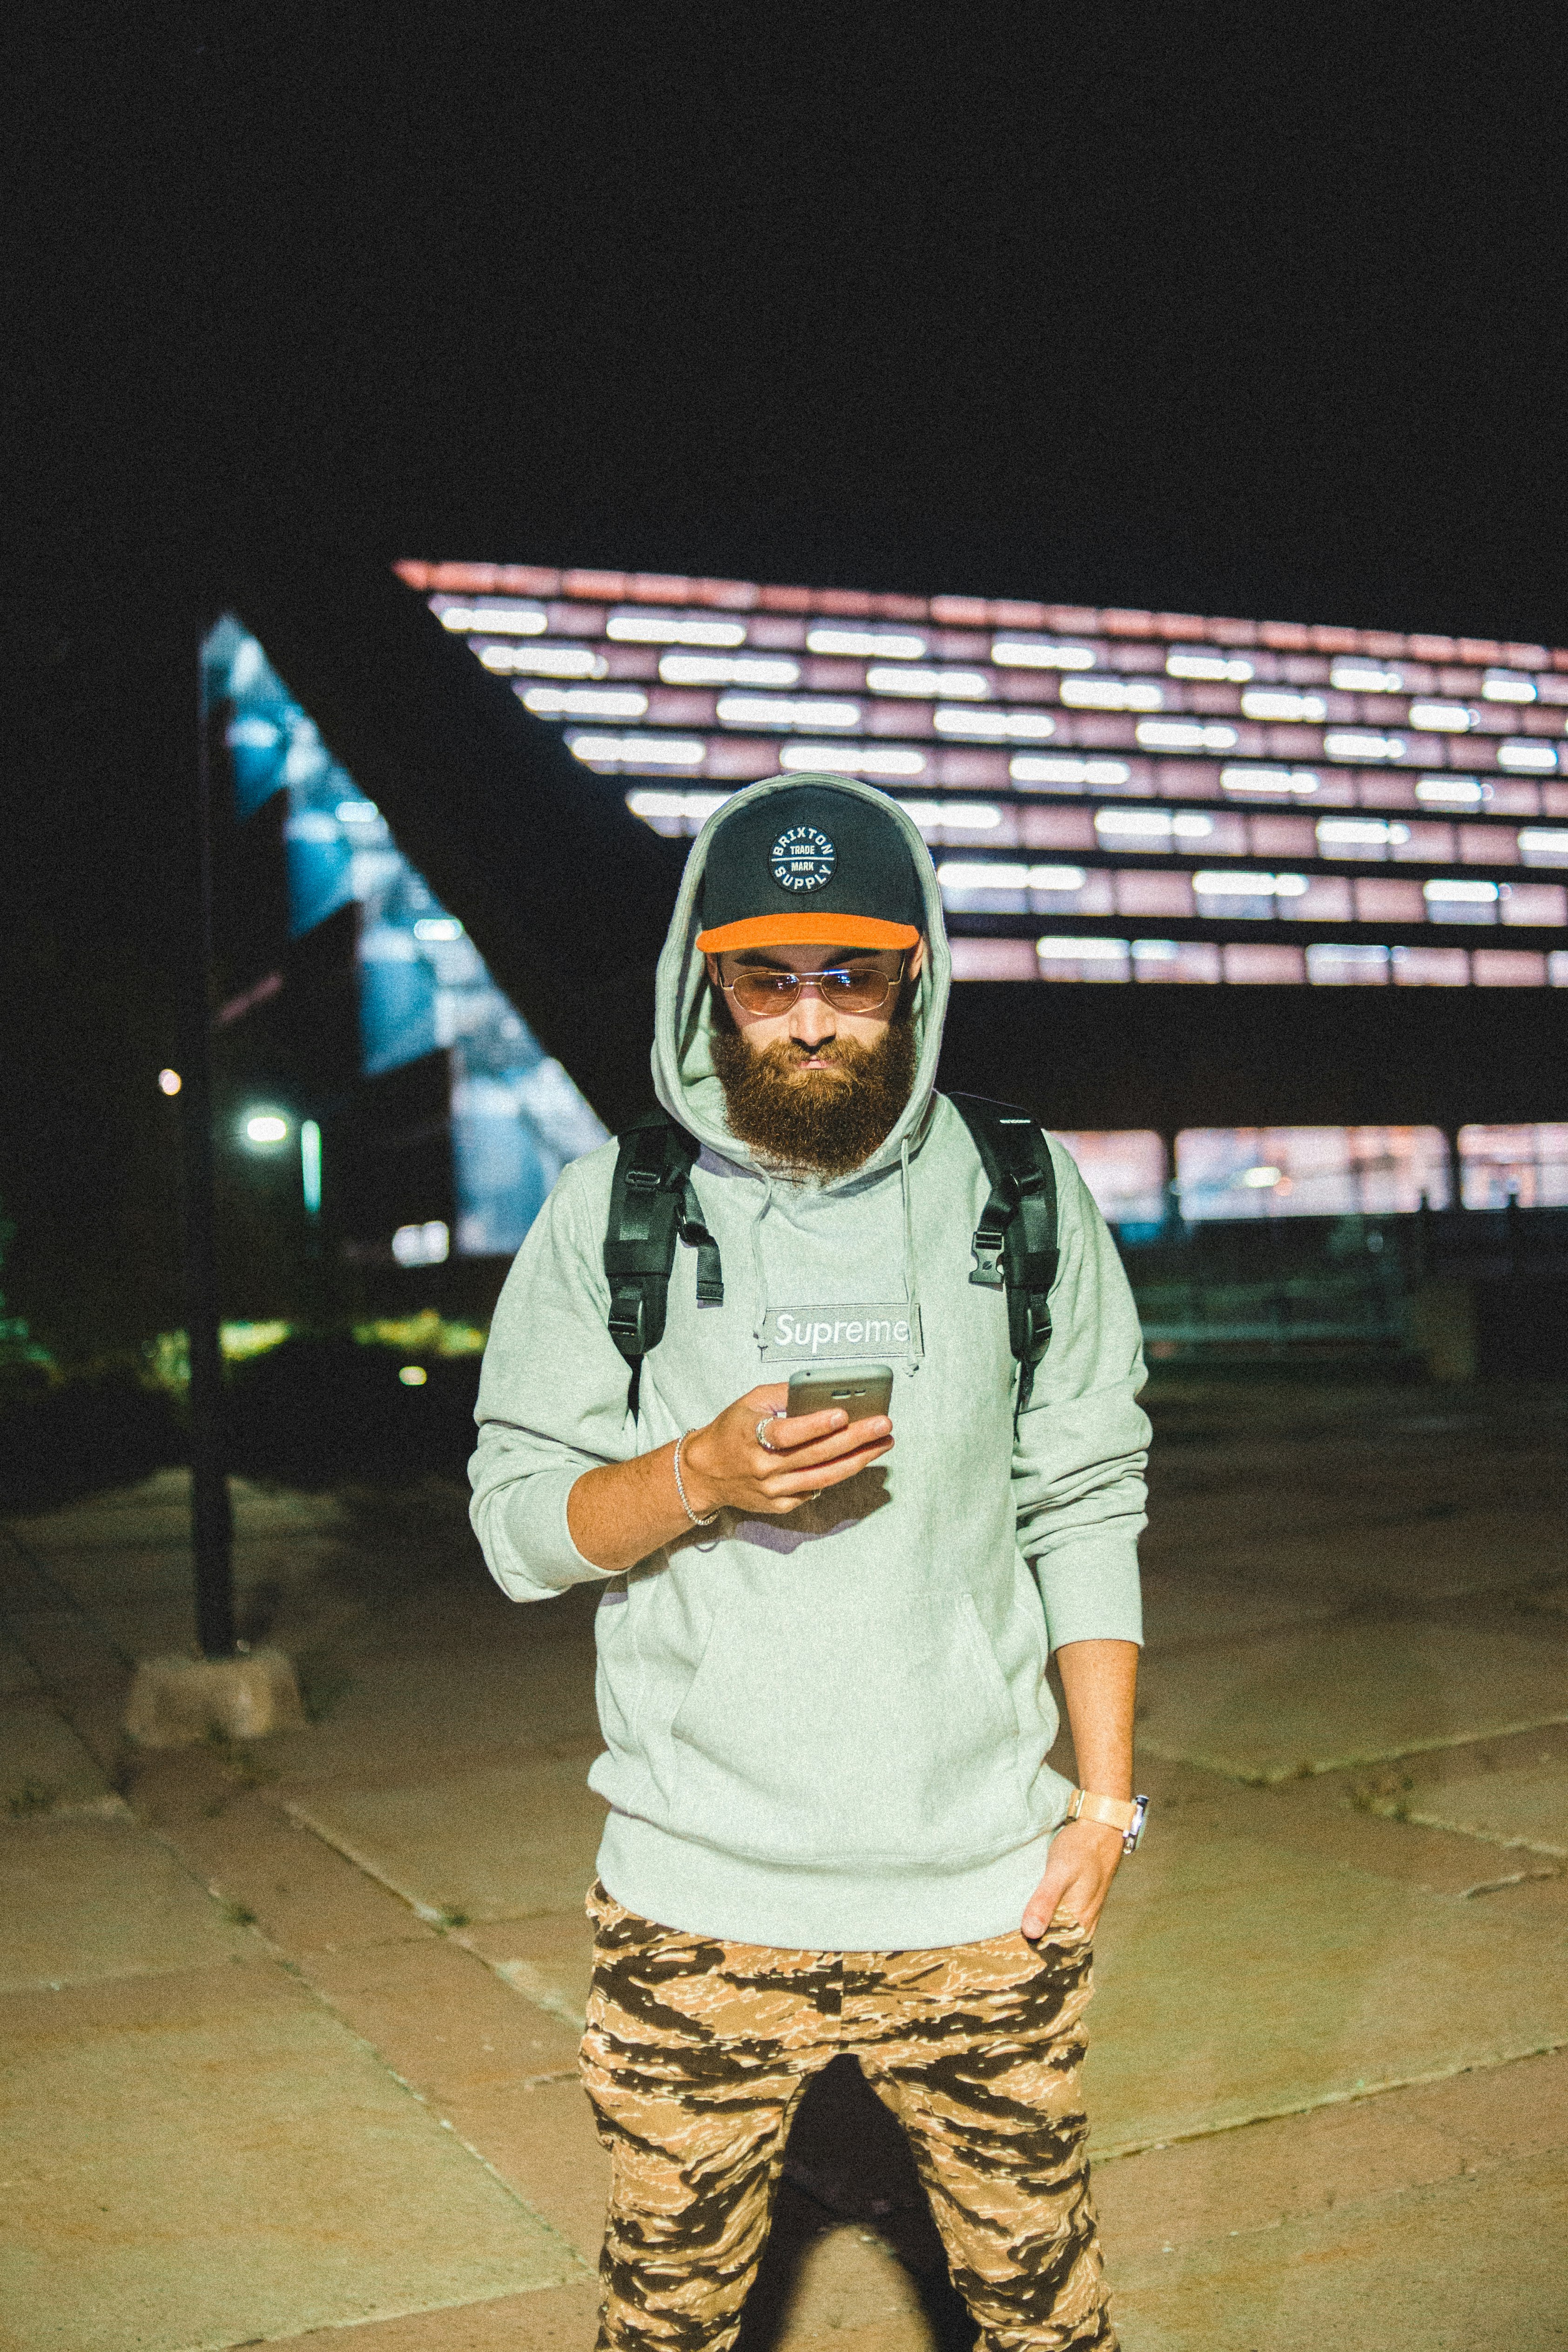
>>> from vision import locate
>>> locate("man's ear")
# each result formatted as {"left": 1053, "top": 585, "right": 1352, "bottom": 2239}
{"left": 908, "top": 936, "right": 927, "bottom": 979}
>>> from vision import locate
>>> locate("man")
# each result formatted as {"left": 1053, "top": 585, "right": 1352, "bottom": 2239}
{"left": 471, "top": 774, "right": 1149, "bottom": 2351}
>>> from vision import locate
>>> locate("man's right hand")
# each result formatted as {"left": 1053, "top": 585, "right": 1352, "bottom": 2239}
{"left": 680, "top": 1384, "right": 894, "bottom": 1520}
{"left": 566, "top": 1384, "right": 894, "bottom": 1574}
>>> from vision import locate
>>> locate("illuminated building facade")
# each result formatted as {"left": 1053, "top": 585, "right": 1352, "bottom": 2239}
{"left": 397, "top": 559, "right": 1568, "bottom": 1225}
{"left": 205, "top": 617, "right": 607, "bottom": 1269}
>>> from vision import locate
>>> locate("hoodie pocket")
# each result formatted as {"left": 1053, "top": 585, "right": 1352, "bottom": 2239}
{"left": 665, "top": 1586, "right": 1036, "bottom": 1871}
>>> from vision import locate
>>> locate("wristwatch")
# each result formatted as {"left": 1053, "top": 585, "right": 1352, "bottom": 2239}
{"left": 1065, "top": 1787, "right": 1149, "bottom": 1853}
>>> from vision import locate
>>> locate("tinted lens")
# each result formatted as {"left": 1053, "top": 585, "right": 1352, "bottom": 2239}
{"left": 726, "top": 967, "right": 895, "bottom": 1015}
{"left": 818, "top": 970, "right": 892, "bottom": 1010}
{"left": 729, "top": 971, "right": 802, "bottom": 1014}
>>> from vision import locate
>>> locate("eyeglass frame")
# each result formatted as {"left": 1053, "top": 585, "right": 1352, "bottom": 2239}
{"left": 712, "top": 952, "right": 908, "bottom": 1017}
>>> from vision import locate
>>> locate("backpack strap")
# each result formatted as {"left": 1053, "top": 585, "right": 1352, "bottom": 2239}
{"left": 603, "top": 1113, "right": 724, "bottom": 1415}
{"left": 947, "top": 1093, "right": 1059, "bottom": 1417}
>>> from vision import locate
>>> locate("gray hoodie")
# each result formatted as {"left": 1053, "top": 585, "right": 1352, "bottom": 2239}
{"left": 470, "top": 773, "right": 1148, "bottom": 1948}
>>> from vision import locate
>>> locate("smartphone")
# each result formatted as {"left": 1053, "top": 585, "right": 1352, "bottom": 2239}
{"left": 787, "top": 1362, "right": 895, "bottom": 1421}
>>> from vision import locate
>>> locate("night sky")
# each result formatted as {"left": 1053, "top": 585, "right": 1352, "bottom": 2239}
{"left": 5, "top": 4, "right": 1567, "bottom": 1346}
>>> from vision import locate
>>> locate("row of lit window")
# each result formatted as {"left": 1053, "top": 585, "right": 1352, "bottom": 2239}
{"left": 431, "top": 595, "right": 1564, "bottom": 696}
{"left": 591, "top": 736, "right": 1568, "bottom": 818}
{"left": 561, "top": 718, "right": 1564, "bottom": 782}
{"left": 936, "top": 865, "right": 1564, "bottom": 927}
{"left": 505, "top": 682, "right": 1568, "bottom": 771}
{"left": 948, "top": 939, "right": 1568, "bottom": 987}
{"left": 463, "top": 628, "right": 1568, "bottom": 732}
{"left": 623, "top": 784, "right": 1568, "bottom": 872}
{"left": 1051, "top": 1124, "right": 1568, "bottom": 1226}
{"left": 407, "top": 563, "right": 1557, "bottom": 667}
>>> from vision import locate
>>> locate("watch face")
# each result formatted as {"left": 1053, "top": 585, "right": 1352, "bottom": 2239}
{"left": 770, "top": 824, "right": 836, "bottom": 893}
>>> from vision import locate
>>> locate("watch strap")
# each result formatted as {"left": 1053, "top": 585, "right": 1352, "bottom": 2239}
{"left": 1066, "top": 1787, "right": 1150, "bottom": 1851}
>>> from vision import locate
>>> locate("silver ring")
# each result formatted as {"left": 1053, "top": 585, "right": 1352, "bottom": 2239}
{"left": 756, "top": 1416, "right": 779, "bottom": 1451}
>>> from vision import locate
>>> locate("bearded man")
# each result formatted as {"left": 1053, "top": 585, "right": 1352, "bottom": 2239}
{"left": 471, "top": 774, "right": 1150, "bottom": 2351}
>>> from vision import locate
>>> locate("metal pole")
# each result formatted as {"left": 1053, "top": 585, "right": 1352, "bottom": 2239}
{"left": 181, "top": 632, "right": 236, "bottom": 1658}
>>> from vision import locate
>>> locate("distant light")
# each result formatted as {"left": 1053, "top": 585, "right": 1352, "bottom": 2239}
{"left": 867, "top": 666, "right": 989, "bottom": 698}
{"left": 778, "top": 743, "right": 927, "bottom": 775}
{"left": 898, "top": 801, "right": 1003, "bottom": 830}
{"left": 1166, "top": 650, "right": 1254, "bottom": 681}
{"left": 626, "top": 789, "right": 733, "bottom": 823}
{"left": 1061, "top": 677, "right": 1164, "bottom": 712}
{"left": 570, "top": 733, "right": 707, "bottom": 766}
{"left": 1415, "top": 777, "right": 1487, "bottom": 806}
{"left": 523, "top": 685, "right": 648, "bottom": 718}
{"left": 157, "top": 1068, "right": 182, "bottom": 1097}
{"left": 226, "top": 716, "right": 281, "bottom": 749}
{"left": 1498, "top": 741, "right": 1559, "bottom": 772}
{"left": 606, "top": 613, "right": 747, "bottom": 647}
{"left": 1238, "top": 1165, "right": 1283, "bottom": 1188}
{"left": 1409, "top": 701, "right": 1473, "bottom": 733}
{"left": 939, "top": 862, "right": 1030, "bottom": 890}
{"left": 413, "top": 917, "right": 464, "bottom": 941}
{"left": 1192, "top": 870, "right": 1308, "bottom": 897}
{"left": 1317, "top": 818, "right": 1411, "bottom": 845}
{"left": 1482, "top": 670, "right": 1537, "bottom": 703}
{"left": 807, "top": 627, "right": 927, "bottom": 658}
{"left": 1518, "top": 828, "right": 1568, "bottom": 858}
{"left": 1036, "top": 936, "right": 1129, "bottom": 959}
{"left": 991, "top": 638, "right": 1097, "bottom": 670}
{"left": 1220, "top": 766, "right": 1320, "bottom": 796}
{"left": 934, "top": 707, "right": 1056, "bottom": 741}
{"left": 1424, "top": 878, "right": 1499, "bottom": 903}
{"left": 1137, "top": 721, "right": 1238, "bottom": 751}
{"left": 1011, "top": 755, "right": 1131, "bottom": 787}
{"left": 398, "top": 1364, "right": 428, "bottom": 1387}
{"left": 391, "top": 1219, "right": 450, "bottom": 1267}
{"left": 480, "top": 642, "right": 603, "bottom": 678}
{"left": 1331, "top": 661, "right": 1403, "bottom": 693}
{"left": 300, "top": 1119, "right": 322, "bottom": 1216}
{"left": 244, "top": 1112, "right": 290, "bottom": 1147}
{"left": 438, "top": 601, "right": 547, "bottom": 634}
{"left": 659, "top": 653, "right": 800, "bottom": 687}
{"left": 1324, "top": 732, "right": 1406, "bottom": 762}
{"left": 1095, "top": 809, "right": 1213, "bottom": 840}
{"left": 937, "top": 862, "right": 1086, "bottom": 891}
{"left": 336, "top": 800, "right": 380, "bottom": 823}
{"left": 715, "top": 694, "right": 860, "bottom": 729}
{"left": 1242, "top": 690, "right": 1326, "bottom": 721}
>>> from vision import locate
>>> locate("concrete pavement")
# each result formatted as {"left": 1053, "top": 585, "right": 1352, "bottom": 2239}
{"left": 1, "top": 1380, "right": 1565, "bottom": 2352}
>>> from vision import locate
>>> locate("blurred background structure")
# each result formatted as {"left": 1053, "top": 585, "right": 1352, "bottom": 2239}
{"left": 185, "top": 559, "right": 1567, "bottom": 1403}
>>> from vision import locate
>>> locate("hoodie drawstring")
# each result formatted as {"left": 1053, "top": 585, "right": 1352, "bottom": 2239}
{"left": 899, "top": 1137, "right": 919, "bottom": 1377}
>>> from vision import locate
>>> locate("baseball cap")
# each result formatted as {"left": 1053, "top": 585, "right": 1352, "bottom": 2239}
{"left": 694, "top": 781, "right": 925, "bottom": 954}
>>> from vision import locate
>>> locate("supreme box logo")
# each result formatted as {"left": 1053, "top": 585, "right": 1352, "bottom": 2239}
{"left": 760, "top": 1305, "right": 924, "bottom": 1362}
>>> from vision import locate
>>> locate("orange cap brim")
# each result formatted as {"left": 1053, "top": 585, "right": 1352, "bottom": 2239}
{"left": 695, "top": 911, "right": 921, "bottom": 954}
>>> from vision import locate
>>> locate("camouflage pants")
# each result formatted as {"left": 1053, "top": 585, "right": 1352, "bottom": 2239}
{"left": 579, "top": 1880, "right": 1114, "bottom": 2352}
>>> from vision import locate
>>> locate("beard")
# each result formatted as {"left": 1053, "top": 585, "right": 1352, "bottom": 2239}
{"left": 710, "top": 1001, "right": 919, "bottom": 1179}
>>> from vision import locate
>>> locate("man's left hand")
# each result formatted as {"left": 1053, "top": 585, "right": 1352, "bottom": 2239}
{"left": 1021, "top": 1818, "right": 1124, "bottom": 1941}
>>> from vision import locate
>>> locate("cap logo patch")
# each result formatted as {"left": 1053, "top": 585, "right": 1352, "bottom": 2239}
{"left": 770, "top": 823, "right": 836, "bottom": 893}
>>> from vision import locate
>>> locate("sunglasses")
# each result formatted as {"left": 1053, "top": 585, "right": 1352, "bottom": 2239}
{"left": 718, "top": 958, "right": 906, "bottom": 1017}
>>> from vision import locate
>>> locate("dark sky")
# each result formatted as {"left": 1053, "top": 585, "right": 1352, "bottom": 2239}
{"left": 5, "top": 3, "right": 1568, "bottom": 1351}
{"left": 11, "top": 2, "right": 1568, "bottom": 638}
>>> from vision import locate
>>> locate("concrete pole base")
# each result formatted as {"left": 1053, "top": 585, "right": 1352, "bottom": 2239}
{"left": 124, "top": 1647, "right": 305, "bottom": 1747}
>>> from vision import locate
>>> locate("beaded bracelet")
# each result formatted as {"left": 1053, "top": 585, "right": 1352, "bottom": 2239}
{"left": 673, "top": 1431, "right": 719, "bottom": 1527}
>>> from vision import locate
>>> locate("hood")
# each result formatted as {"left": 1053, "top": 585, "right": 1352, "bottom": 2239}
{"left": 650, "top": 773, "right": 952, "bottom": 1185}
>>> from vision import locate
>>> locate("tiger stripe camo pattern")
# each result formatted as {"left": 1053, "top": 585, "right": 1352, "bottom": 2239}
{"left": 579, "top": 1880, "right": 1115, "bottom": 2352}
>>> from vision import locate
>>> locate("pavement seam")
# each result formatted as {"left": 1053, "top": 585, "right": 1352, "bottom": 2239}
{"left": 1140, "top": 1709, "right": 1568, "bottom": 1784}
{"left": 130, "top": 1806, "right": 596, "bottom": 2277}
{"left": 1093, "top": 2035, "right": 1568, "bottom": 2164}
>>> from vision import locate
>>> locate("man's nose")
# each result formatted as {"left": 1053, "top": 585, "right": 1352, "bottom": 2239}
{"left": 788, "top": 985, "right": 837, "bottom": 1045}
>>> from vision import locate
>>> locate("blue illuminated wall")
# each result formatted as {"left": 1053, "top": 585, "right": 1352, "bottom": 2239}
{"left": 204, "top": 617, "right": 607, "bottom": 1256}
